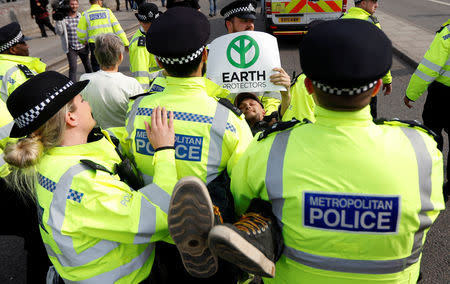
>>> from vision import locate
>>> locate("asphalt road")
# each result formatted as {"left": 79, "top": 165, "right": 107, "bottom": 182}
{"left": 377, "top": 0, "right": 450, "bottom": 33}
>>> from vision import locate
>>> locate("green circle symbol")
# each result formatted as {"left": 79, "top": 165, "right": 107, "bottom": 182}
{"left": 226, "top": 35, "right": 260, "bottom": 68}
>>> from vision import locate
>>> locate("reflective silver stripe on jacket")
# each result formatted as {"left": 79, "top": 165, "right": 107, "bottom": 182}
{"left": 87, "top": 23, "right": 113, "bottom": 31}
{"left": 45, "top": 164, "right": 120, "bottom": 267}
{"left": 44, "top": 162, "right": 155, "bottom": 275}
{"left": 129, "top": 36, "right": 139, "bottom": 46}
{"left": 414, "top": 69, "right": 436, "bottom": 82}
{"left": 139, "top": 183, "right": 171, "bottom": 214}
{"left": 64, "top": 243, "right": 154, "bottom": 284}
{"left": 126, "top": 96, "right": 146, "bottom": 145}
{"left": 206, "top": 103, "right": 229, "bottom": 184}
{"left": 266, "top": 127, "right": 434, "bottom": 274}
{"left": 1, "top": 65, "right": 19, "bottom": 102}
{"left": 0, "top": 121, "right": 14, "bottom": 167}
{"left": 265, "top": 129, "right": 292, "bottom": 231}
{"left": 132, "top": 71, "right": 150, "bottom": 78}
{"left": 400, "top": 127, "right": 434, "bottom": 260}
{"left": 261, "top": 91, "right": 282, "bottom": 100}
{"left": 420, "top": 58, "right": 442, "bottom": 73}
{"left": 441, "top": 70, "right": 450, "bottom": 79}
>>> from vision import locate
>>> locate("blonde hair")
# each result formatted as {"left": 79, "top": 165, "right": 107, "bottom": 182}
{"left": 4, "top": 100, "right": 76, "bottom": 200}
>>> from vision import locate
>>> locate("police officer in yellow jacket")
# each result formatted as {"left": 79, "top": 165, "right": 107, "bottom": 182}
{"left": 404, "top": 19, "right": 450, "bottom": 199}
{"left": 281, "top": 73, "right": 316, "bottom": 122}
{"left": 0, "top": 22, "right": 46, "bottom": 175}
{"left": 208, "top": 19, "right": 445, "bottom": 284}
{"left": 109, "top": 7, "right": 253, "bottom": 282}
{"left": 77, "top": 0, "right": 129, "bottom": 72}
{"left": 129, "top": 3, "right": 162, "bottom": 92}
{"left": 4, "top": 71, "right": 177, "bottom": 283}
{"left": 341, "top": 0, "right": 392, "bottom": 118}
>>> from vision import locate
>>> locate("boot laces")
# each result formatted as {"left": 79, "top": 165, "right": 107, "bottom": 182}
{"left": 234, "top": 213, "right": 270, "bottom": 236}
{"left": 213, "top": 205, "right": 223, "bottom": 224}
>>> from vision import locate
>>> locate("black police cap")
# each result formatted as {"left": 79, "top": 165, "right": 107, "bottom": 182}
{"left": 135, "top": 3, "right": 161, "bottom": 23}
{"left": 220, "top": 0, "right": 257, "bottom": 20}
{"left": 146, "top": 7, "right": 210, "bottom": 65}
{"left": 300, "top": 19, "right": 392, "bottom": 96}
{"left": 0, "top": 22, "right": 25, "bottom": 53}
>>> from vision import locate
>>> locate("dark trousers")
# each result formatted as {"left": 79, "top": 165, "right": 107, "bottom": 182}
{"left": 67, "top": 46, "right": 92, "bottom": 82}
{"left": 35, "top": 17, "right": 55, "bottom": 38}
{"left": 88, "top": 42, "right": 100, "bottom": 72}
{"left": 422, "top": 81, "right": 450, "bottom": 196}
{"left": 0, "top": 178, "right": 51, "bottom": 283}
{"left": 370, "top": 96, "right": 377, "bottom": 119}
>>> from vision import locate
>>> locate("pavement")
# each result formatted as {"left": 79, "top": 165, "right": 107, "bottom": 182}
{"left": 25, "top": 2, "right": 434, "bottom": 71}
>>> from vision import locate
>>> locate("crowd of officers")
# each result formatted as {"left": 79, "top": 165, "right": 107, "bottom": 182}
{"left": 0, "top": 0, "right": 448, "bottom": 283}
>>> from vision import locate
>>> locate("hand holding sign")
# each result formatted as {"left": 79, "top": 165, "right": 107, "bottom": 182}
{"left": 207, "top": 31, "right": 285, "bottom": 93}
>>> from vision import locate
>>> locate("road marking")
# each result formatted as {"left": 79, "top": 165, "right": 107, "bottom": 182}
{"left": 56, "top": 29, "right": 137, "bottom": 74}
{"left": 428, "top": 0, "right": 450, "bottom": 6}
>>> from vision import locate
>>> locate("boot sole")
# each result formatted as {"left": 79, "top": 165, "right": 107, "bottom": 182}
{"left": 168, "top": 177, "right": 218, "bottom": 278}
{"left": 208, "top": 225, "right": 275, "bottom": 278}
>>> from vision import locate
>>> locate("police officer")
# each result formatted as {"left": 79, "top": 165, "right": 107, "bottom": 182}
{"left": 220, "top": 0, "right": 289, "bottom": 117}
{"left": 129, "top": 3, "right": 162, "bottom": 92}
{"left": 110, "top": 7, "right": 253, "bottom": 282}
{"left": 341, "top": 0, "right": 392, "bottom": 118}
{"left": 209, "top": 19, "right": 445, "bottom": 283}
{"left": 77, "top": 0, "right": 129, "bottom": 72}
{"left": 0, "top": 23, "right": 49, "bottom": 281}
{"left": 4, "top": 71, "right": 177, "bottom": 283}
{"left": 404, "top": 19, "right": 450, "bottom": 199}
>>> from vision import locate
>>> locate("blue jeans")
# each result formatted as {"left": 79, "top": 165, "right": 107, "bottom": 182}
{"left": 209, "top": 0, "right": 216, "bottom": 14}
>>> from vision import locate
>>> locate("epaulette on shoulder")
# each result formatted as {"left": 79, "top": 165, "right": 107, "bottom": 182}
{"left": 17, "top": 64, "right": 34, "bottom": 78}
{"left": 80, "top": 159, "right": 114, "bottom": 175}
{"left": 258, "top": 118, "right": 311, "bottom": 141}
{"left": 129, "top": 92, "right": 156, "bottom": 101}
{"left": 369, "top": 15, "right": 379, "bottom": 24}
{"left": 374, "top": 118, "right": 438, "bottom": 140}
{"left": 218, "top": 98, "right": 242, "bottom": 117}
{"left": 290, "top": 72, "right": 303, "bottom": 87}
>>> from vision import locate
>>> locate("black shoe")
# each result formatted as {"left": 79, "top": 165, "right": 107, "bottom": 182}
{"left": 209, "top": 13, "right": 214, "bottom": 17}
{"left": 208, "top": 212, "right": 276, "bottom": 278}
{"left": 168, "top": 176, "right": 218, "bottom": 278}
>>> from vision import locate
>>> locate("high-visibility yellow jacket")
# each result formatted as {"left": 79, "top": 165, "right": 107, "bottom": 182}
{"left": 342, "top": 7, "right": 392, "bottom": 85}
{"left": 0, "top": 54, "right": 46, "bottom": 105}
{"left": 231, "top": 105, "right": 445, "bottom": 284}
{"left": 77, "top": 4, "right": 129, "bottom": 46}
{"left": 36, "top": 130, "right": 177, "bottom": 283}
{"left": 282, "top": 74, "right": 316, "bottom": 122}
{"left": 109, "top": 76, "right": 253, "bottom": 185}
{"left": 0, "top": 54, "right": 45, "bottom": 177}
{"left": 406, "top": 19, "right": 450, "bottom": 101}
{"left": 129, "top": 28, "right": 161, "bottom": 92}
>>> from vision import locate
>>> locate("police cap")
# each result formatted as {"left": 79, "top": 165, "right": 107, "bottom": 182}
{"left": 135, "top": 3, "right": 161, "bottom": 23}
{"left": 146, "top": 7, "right": 210, "bottom": 65}
{"left": 0, "top": 22, "right": 25, "bottom": 53}
{"left": 300, "top": 19, "right": 392, "bottom": 96}
{"left": 220, "top": 0, "right": 257, "bottom": 21}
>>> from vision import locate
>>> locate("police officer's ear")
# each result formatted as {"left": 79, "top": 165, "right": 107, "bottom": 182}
{"left": 304, "top": 77, "right": 314, "bottom": 95}
{"left": 225, "top": 19, "right": 233, "bottom": 33}
{"left": 201, "top": 48, "right": 208, "bottom": 62}
{"left": 155, "top": 58, "right": 164, "bottom": 69}
{"left": 371, "top": 79, "right": 382, "bottom": 97}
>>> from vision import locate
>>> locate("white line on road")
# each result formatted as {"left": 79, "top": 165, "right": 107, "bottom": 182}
{"left": 428, "top": 0, "right": 450, "bottom": 6}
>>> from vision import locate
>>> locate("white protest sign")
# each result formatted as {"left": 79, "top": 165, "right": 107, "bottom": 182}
{"left": 206, "top": 31, "right": 285, "bottom": 93}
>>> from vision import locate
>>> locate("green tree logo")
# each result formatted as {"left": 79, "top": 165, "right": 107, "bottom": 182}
{"left": 227, "top": 35, "right": 260, "bottom": 68}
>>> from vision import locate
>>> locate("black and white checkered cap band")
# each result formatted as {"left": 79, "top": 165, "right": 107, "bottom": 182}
{"left": 14, "top": 81, "right": 74, "bottom": 129}
{"left": 156, "top": 46, "right": 205, "bottom": 65}
{"left": 137, "top": 11, "right": 158, "bottom": 21}
{"left": 0, "top": 31, "right": 24, "bottom": 53}
{"left": 312, "top": 80, "right": 378, "bottom": 96}
{"left": 224, "top": 4, "right": 256, "bottom": 18}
